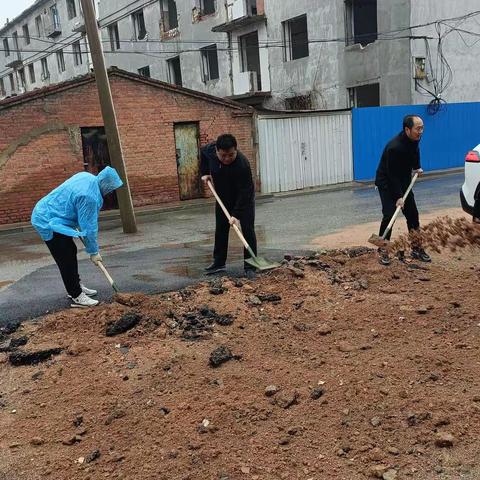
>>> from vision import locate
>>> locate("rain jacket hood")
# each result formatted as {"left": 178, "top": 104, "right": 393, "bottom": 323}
{"left": 31, "top": 167, "right": 123, "bottom": 255}
{"left": 98, "top": 166, "right": 123, "bottom": 196}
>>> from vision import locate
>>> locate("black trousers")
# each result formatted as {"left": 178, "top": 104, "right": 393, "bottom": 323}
{"left": 378, "top": 188, "right": 420, "bottom": 242}
{"left": 214, "top": 202, "right": 257, "bottom": 268}
{"left": 45, "top": 233, "right": 82, "bottom": 298}
{"left": 474, "top": 199, "right": 480, "bottom": 219}
{"left": 474, "top": 193, "right": 480, "bottom": 219}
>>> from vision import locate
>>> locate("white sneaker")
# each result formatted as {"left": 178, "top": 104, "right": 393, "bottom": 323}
{"left": 71, "top": 292, "right": 99, "bottom": 308}
{"left": 81, "top": 284, "right": 97, "bottom": 296}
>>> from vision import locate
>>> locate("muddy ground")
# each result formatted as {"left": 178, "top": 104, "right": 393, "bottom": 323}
{"left": 1, "top": 247, "right": 480, "bottom": 480}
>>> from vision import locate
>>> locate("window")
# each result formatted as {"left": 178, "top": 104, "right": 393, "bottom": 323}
{"left": 35, "top": 15, "right": 43, "bottom": 37}
{"left": 18, "top": 68, "right": 27, "bottom": 90}
{"left": 3, "top": 38, "right": 10, "bottom": 57}
{"left": 200, "top": 0, "right": 215, "bottom": 15}
{"left": 138, "top": 66, "right": 151, "bottom": 77}
{"left": 12, "top": 32, "right": 20, "bottom": 60}
{"left": 348, "top": 83, "right": 380, "bottom": 107}
{"left": 283, "top": 15, "right": 309, "bottom": 61}
{"left": 23, "top": 24, "right": 30, "bottom": 45}
{"left": 345, "top": 0, "right": 377, "bottom": 47}
{"left": 160, "top": 0, "right": 178, "bottom": 32}
{"left": 167, "top": 56, "right": 182, "bottom": 86}
{"left": 41, "top": 57, "right": 50, "bottom": 79}
{"left": 108, "top": 23, "right": 120, "bottom": 51}
{"left": 56, "top": 49, "right": 66, "bottom": 72}
{"left": 67, "top": 0, "right": 77, "bottom": 20}
{"left": 28, "top": 63, "right": 36, "bottom": 83}
{"left": 200, "top": 44, "right": 219, "bottom": 82}
{"left": 0, "top": 78, "right": 5, "bottom": 96}
{"left": 239, "top": 31, "right": 261, "bottom": 90}
{"left": 50, "top": 4, "right": 61, "bottom": 29}
{"left": 73, "top": 40, "right": 82, "bottom": 65}
{"left": 9, "top": 73, "right": 15, "bottom": 91}
{"left": 132, "top": 10, "right": 147, "bottom": 40}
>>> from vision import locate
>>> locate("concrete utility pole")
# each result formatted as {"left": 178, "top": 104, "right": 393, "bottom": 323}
{"left": 80, "top": 0, "right": 137, "bottom": 233}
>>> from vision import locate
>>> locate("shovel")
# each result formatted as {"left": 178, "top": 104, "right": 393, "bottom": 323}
{"left": 207, "top": 180, "right": 279, "bottom": 271}
{"left": 368, "top": 173, "right": 419, "bottom": 248}
{"left": 77, "top": 232, "right": 120, "bottom": 293}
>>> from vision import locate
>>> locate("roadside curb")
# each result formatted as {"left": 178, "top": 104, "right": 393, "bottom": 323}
{"left": 0, "top": 194, "right": 275, "bottom": 237}
{"left": 0, "top": 168, "right": 462, "bottom": 237}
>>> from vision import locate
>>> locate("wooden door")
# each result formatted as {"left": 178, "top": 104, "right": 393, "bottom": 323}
{"left": 174, "top": 123, "right": 202, "bottom": 200}
{"left": 81, "top": 127, "right": 119, "bottom": 210}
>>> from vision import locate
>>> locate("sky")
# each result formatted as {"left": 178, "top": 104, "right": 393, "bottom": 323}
{"left": 0, "top": 0, "right": 36, "bottom": 28}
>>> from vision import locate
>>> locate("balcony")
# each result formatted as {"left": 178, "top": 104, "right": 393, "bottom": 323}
{"left": 212, "top": 0, "right": 265, "bottom": 33}
{"left": 6, "top": 56, "right": 23, "bottom": 69}
{"left": 233, "top": 71, "right": 259, "bottom": 95}
{"left": 45, "top": 19, "right": 62, "bottom": 38}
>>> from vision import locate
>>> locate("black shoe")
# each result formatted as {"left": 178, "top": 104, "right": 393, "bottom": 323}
{"left": 204, "top": 262, "right": 226, "bottom": 275}
{"left": 378, "top": 248, "right": 391, "bottom": 266}
{"left": 244, "top": 269, "right": 256, "bottom": 280}
{"left": 411, "top": 248, "right": 431, "bottom": 263}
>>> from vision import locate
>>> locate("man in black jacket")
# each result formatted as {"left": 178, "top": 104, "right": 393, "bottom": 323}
{"left": 200, "top": 134, "right": 257, "bottom": 276}
{"left": 375, "top": 115, "right": 431, "bottom": 265}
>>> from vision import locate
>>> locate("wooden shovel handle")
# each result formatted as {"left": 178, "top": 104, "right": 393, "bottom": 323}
{"left": 383, "top": 172, "right": 419, "bottom": 239}
{"left": 97, "top": 261, "right": 115, "bottom": 287}
{"left": 206, "top": 180, "right": 252, "bottom": 251}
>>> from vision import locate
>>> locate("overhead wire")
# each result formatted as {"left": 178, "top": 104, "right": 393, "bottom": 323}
{"left": 1, "top": 6, "right": 480, "bottom": 103}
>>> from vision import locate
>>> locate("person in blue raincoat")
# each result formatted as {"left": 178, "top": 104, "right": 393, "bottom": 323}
{"left": 31, "top": 166, "right": 123, "bottom": 308}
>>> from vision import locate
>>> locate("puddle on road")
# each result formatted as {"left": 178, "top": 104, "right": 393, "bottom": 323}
{"left": 132, "top": 274, "right": 159, "bottom": 283}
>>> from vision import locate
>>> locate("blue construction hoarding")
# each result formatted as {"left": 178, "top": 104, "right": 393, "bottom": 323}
{"left": 352, "top": 102, "right": 480, "bottom": 181}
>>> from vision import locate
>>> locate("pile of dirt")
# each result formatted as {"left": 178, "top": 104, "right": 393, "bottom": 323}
{"left": 1, "top": 248, "right": 480, "bottom": 479}
{"left": 389, "top": 217, "right": 480, "bottom": 254}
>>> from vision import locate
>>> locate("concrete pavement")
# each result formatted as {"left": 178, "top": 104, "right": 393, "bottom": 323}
{"left": 0, "top": 172, "right": 464, "bottom": 324}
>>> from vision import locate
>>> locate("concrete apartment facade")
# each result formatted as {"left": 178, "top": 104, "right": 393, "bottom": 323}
{"left": 1, "top": 0, "right": 480, "bottom": 108}
{"left": 0, "top": 0, "right": 90, "bottom": 97}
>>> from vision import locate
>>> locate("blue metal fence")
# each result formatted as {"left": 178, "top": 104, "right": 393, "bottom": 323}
{"left": 352, "top": 102, "right": 480, "bottom": 181}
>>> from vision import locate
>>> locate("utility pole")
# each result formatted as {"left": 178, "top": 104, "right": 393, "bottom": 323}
{"left": 80, "top": 0, "right": 137, "bottom": 233}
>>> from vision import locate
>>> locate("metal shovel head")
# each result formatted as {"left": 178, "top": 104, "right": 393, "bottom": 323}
{"left": 245, "top": 255, "right": 280, "bottom": 271}
{"left": 368, "top": 233, "right": 388, "bottom": 248}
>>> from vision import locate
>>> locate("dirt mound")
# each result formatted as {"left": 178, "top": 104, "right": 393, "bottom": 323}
{"left": 389, "top": 216, "right": 480, "bottom": 253}
{"left": 1, "top": 249, "right": 480, "bottom": 479}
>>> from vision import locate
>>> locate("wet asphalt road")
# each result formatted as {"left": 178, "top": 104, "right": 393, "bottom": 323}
{"left": 0, "top": 172, "right": 465, "bottom": 325}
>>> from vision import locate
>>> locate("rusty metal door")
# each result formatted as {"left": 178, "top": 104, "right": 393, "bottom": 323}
{"left": 174, "top": 123, "right": 202, "bottom": 200}
{"left": 81, "top": 127, "right": 119, "bottom": 210}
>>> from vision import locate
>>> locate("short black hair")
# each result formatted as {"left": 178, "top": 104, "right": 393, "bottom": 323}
{"left": 403, "top": 115, "right": 421, "bottom": 130}
{"left": 216, "top": 134, "right": 237, "bottom": 151}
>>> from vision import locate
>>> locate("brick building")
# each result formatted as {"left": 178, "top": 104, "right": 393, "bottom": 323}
{"left": 0, "top": 68, "right": 255, "bottom": 225}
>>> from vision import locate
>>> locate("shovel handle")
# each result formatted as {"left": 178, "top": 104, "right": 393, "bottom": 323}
{"left": 97, "top": 261, "right": 115, "bottom": 286}
{"left": 76, "top": 229, "right": 118, "bottom": 291}
{"left": 382, "top": 172, "right": 419, "bottom": 240}
{"left": 206, "top": 180, "right": 253, "bottom": 253}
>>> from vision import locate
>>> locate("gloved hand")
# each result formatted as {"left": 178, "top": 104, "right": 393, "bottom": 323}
{"left": 90, "top": 253, "right": 103, "bottom": 266}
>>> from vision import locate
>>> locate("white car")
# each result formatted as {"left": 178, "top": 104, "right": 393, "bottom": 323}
{"left": 460, "top": 145, "right": 480, "bottom": 217}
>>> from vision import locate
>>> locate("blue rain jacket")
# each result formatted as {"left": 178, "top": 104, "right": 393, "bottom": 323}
{"left": 31, "top": 167, "right": 123, "bottom": 255}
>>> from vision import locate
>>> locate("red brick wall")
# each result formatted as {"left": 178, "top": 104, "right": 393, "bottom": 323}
{"left": 0, "top": 76, "right": 255, "bottom": 225}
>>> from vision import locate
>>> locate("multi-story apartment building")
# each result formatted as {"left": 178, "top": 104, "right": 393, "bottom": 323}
{"left": 0, "top": 0, "right": 89, "bottom": 97}
{"left": 1, "top": 0, "right": 480, "bottom": 109}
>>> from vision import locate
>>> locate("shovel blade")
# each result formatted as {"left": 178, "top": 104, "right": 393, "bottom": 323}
{"left": 368, "top": 233, "right": 388, "bottom": 248}
{"left": 245, "top": 256, "right": 280, "bottom": 271}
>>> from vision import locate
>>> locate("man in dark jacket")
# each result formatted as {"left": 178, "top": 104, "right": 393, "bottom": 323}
{"left": 200, "top": 134, "right": 257, "bottom": 276}
{"left": 375, "top": 115, "right": 431, "bottom": 265}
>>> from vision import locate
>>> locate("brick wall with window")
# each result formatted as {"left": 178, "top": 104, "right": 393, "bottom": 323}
{"left": 0, "top": 71, "right": 255, "bottom": 225}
